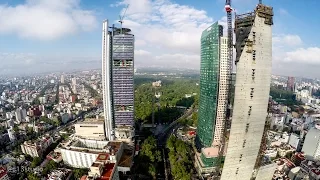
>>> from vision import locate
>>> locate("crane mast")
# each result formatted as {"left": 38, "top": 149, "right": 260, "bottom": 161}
{"left": 225, "top": 0, "right": 233, "bottom": 106}
{"left": 218, "top": 0, "right": 233, "bottom": 167}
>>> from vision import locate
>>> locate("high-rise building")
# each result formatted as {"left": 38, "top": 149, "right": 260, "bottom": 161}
{"left": 195, "top": 22, "right": 229, "bottom": 174}
{"left": 221, "top": 3, "right": 274, "bottom": 180}
{"left": 60, "top": 75, "right": 65, "bottom": 84}
{"left": 287, "top": 77, "right": 295, "bottom": 92}
{"left": 102, "top": 20, "right": 135, "bottom": 141}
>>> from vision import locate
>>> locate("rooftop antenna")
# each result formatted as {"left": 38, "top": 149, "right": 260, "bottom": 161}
{"left": 119, "top": 4, "right": 129, "bottom": 34}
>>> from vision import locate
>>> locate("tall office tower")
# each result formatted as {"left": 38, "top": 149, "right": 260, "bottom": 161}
{"left": 71, "top": 78, "right": 77, "bottom": 93}
{"left": 221, "top": 3, "right": 274, "bottom": 180}
{"left": 287, "top": 77, "right": 295, "bottom": 92}
{"left": 60, "top": 75, "right": 65, "bottom": 84}
{"left": 102, "top": 20, "right": 135, "bottom": 141}
{"left": 195, "top": 22, "right": 229, "bottom": 174}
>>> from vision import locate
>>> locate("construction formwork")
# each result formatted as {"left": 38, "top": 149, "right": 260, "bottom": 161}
{"left": 234, "top": 4, "right": 273, "bottom": 65}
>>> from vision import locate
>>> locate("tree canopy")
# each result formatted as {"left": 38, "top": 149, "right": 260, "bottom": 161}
{"left": 270, "top": 86, "right": 302, "bottom": 106}
{"left": 133, "top": 136, "right": 162, "bottom": 179}
{"left": 134, "top": 77, "right": 199, "bottom": 123}
{"left": 166, "top": 135, "right": 193, "bottom": 180}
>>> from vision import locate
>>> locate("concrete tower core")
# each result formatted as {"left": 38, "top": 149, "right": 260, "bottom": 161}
{"left": 221, "top": 3, "right": 273, "bottom": 180}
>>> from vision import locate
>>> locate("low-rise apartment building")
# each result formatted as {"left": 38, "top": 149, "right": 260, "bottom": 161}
{"left": 20, "top": 135, "right": 53, "bottom": 157}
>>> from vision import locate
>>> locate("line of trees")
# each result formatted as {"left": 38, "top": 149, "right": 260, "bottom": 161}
{"left": 270, "top": 86, "right": 302, "bottom": 106}
{"left": 166, "top": 135, "right": 193, "bottom": 180}
{"left": 133, "top": 136, "right": 161, "bottom": 179}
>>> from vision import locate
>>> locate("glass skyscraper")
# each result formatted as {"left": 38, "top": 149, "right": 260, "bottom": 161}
{"left": 197, "top": 22, "right": 223, "bottom": 147}
{"left": 195, "top": 22, "right": 229, "bottom": 174}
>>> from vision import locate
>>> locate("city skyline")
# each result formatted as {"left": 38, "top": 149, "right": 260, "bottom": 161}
{"left": 0, "top": 0, "right": 319, "bottom": 78}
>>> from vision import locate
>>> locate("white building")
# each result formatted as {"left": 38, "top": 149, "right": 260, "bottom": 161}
{"left": 221, "top": 4, "right": 274, "bottom": 180}
{"left": 114, "top": 126, "right": 135, "bottom": 143}
{"left": 213, "top": 36, "right": 229, "bottom": 145}
{"left": 75, "top": 119, "right": 105, "bottom": 140}
{"left": 288, "top": 133, "right": 300, "bottom": 149}
{"left": 21, "top": 135, "right": 53, "bottom": 157}
{"left": 7, "top": 127, "right": 15, "bottom": 142}
{"left": 288, "top": 166, "right": 300, "bottom": 180}
{"left": 300, "top": 89, "right": 310, "bottom": 98}
{"left": 302, "top": 127, "right": 320, "bottom": 160}
{"left": 15, "top": 107, "right": 26, "bottom": 123}
{"left": 6, "top": 119, "right": 14, "bottom": 128}
{"left": 58, "top": 138, "right": 123, "bottom": 168}
{"left": 60, "top": 75, "right": 65, "bottom": 84}
{"left": 48, "top": 168, "right": 72, "bottom": 180}
{"left": 5, "top": 112, "right": 13, "bottom": 120}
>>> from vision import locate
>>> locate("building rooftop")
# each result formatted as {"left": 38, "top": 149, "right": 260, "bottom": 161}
{"left": 96, "top": 153, "right": 109, "bottom": 162}
{"left": 59, "top": 138, "right": 122, "bottom": 156}
{"left": 275, "top": 158, "right": 295, "bottom": 169}
{"left": 98, "top": 163, "right": 115, "bottom": 180}
{"left": 311, "top": 168, "right": 320, "bottom": 176}
{"left": 48, "top": 168, "right": 72, "bottom": 180}
{"left": 118, "top": 149, "right": 133, "bottom": 167}
{"left": 202, "top": 147, "right": 220, "bottom": 158}
{"left": 91, "top": 162, "right": 102, "bottom": 168}
{"left": 77, "top": 118, "right": 104, "bottom": 124}
{"left": 23, "top": 135, "right": 52, "bottom": 147}
{"left": 301, "top": 159, "right": 320, "bottom": 172}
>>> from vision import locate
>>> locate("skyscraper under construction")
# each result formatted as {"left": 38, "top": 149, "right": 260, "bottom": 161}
{"left": 102, "top": 20, "right": 135, "bottom": 142}
{"left": 195, "top": 22, "right": 229, "bottom": 174}
{"left": 221, "top": 3, "right": 274, "bottom": 180}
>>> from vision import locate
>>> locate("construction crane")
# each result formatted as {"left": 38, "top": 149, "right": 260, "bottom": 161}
{"left": 218, "top": 0, "right": 234, "bottom": 169}
{"left": 118, "top": 4, "right": 129, "bottom": 34}
{"left": 225, "top": 0, "right": 233, "bottom": 69}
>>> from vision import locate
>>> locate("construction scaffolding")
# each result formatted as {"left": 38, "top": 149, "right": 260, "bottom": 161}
{"left": 256, "top": 4, "right": 274, "bottom": 25}
{"left": 234, "top": 12, "right": 255, "bottom": 64}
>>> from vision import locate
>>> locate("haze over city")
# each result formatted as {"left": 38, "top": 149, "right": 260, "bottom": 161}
{"left": 0, "top": 0, "right": 319, "bottom": 77}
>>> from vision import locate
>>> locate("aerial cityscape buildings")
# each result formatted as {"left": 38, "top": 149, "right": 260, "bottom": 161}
{"left": 1, "top": 1, "right": 320, "bottom": 180}
{"left": 221, "top": 3, "right": 274, "bottom": 180}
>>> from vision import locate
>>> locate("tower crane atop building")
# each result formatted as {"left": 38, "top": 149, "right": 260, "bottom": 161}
{"left": 118, "top": 4, "right": 129, "bottom": 34}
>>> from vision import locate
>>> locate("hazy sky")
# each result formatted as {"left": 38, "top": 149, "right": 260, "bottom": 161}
{"left": 0, "top": 0, "right": 319, "bottom": 78}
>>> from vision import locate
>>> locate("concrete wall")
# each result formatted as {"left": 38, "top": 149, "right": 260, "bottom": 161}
{"left": 221, "top": 6, "right": 273, "bottom": 180}
{"left": 255, "top": 163, "right": 277, "bottom": 180}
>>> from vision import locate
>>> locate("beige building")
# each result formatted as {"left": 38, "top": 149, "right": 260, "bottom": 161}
{"left": 75, "top": 118, "right": 105, "bottom": 140}
{"left": 21, "top": 135, "right": 53, "bottom": 157}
